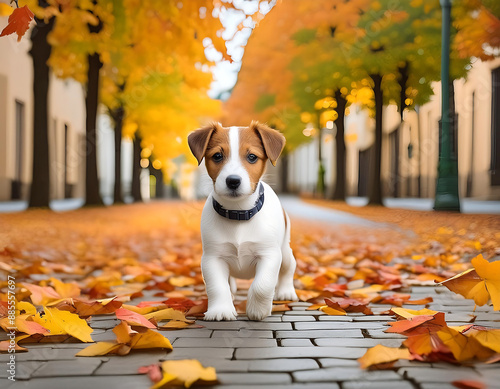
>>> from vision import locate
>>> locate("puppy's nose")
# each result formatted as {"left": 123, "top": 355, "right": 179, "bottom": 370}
{"left": 226, "top": 175, "right": 241, "bottom": 190}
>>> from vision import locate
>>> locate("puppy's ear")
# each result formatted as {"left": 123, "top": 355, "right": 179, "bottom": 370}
{"left": 251, "top": 121, "right": 285, "bottom": 166}
{"left": 188, "top": 123, "right": 219, "bottom": 165}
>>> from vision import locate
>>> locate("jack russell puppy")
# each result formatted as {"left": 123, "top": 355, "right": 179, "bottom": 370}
{"left": 188, "top": 121, "right": 298, "bottom": 321}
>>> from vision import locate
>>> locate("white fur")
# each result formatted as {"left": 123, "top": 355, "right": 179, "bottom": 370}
{"left": 200, "top": 128, "right": 298, "bottom": 321}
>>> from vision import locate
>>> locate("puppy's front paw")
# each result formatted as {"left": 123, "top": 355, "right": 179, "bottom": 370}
{"left": 246, "top": 300, "right": 272, "bottom": 321}
{"left": 204, "top": 306, "right": 237, "bottom": 321}
{"left": 274, "top": 287, "right": 298, "bottom": 302}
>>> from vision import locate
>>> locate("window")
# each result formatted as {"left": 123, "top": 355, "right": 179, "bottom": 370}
{"left": 491, "top": 67, "right": 500, "bottom": 186}
{"left": 11, "top": 100, "right": 24, "bottom": 200}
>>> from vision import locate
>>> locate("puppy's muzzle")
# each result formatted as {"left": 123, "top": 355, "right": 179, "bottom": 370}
{"left": 226, "top": 175, "right": 241, "bottom": 190}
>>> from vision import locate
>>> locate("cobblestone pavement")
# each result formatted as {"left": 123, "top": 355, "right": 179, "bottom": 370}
{"left": 1, "top": 285, "right": 499, "bottom": 389}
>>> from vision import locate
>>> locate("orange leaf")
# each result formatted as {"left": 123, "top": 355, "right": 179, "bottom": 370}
{"left": 452, "top": 380, "right": 486, "bottom": 389}
{"left": 0, "top": 5, "right": 34, "bottom": 42}
{"left": 21, "top": 283, "right": 61, "bottom": 305}
{"left": 74, "top": 298, "right": 122, "bottom": 317}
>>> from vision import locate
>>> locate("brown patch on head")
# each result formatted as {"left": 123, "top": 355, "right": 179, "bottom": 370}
{"left": 250, "top": 121, "right": 286, "bottom": 166}
{"left": 204, "top": 126, "right": 230, "bottom": 183}
{"left": 188, "top": 122, "right": 221, "bottom": 165}
{"left": 239, "top": 126, "right": 267, "bottom": 191}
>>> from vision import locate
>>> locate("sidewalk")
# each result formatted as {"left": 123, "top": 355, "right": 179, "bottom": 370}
{"left": 1, "top": 198, "right": 498, "bottom": 389}
{"left": 1, "top": 286, "right": 499, "bottom": 389}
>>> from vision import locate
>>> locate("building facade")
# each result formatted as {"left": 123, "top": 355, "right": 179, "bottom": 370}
{"left": 0, "top": 20, "right": 86, "bottom": 202}
{"left": 287, "top": 58, "right": 500, "bottom": 200}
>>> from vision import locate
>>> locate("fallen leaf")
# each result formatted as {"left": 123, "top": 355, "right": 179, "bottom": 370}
{"left": 74, "top": 297, "right": 122, "bottom": 317}
{"left": 21, "top": 283, "right": 61, "bottom": 306}
{"left": 33, "top": 307, "right": 93, "bottom": 342}
{"left": 452, "top": 380, "right": 486, "bottom": 389}
{"left": 129, "top": 329, "right": 173, "bottom": 350}
{"left": 145, "top": 308, "right": 191, "bottom": 323}
{"left": 115, "top": 308, "right": 156, "bottom": 329}
{"left": 154, "top": 360, "right": 217, "bottom": 388}
{"left": 50, "top": 278, "right": 81, "bottom": 299}
{"left": 358, "top": 344, "right": 411, "bottom": 369}
{"left": 76, "top": 342, "right": 125, "bottom": 357}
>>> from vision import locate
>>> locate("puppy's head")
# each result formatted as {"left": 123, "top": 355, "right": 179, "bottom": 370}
{"left": 188, "top": 121, "right": 285, "bottom": 199}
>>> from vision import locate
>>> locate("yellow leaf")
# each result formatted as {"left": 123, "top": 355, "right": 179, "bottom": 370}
{"left": 34, "top": 307, "right": 93, "bottom": 342}
{"left": 129, "top": 329, "right": 173, "bottom": 350}
{"left": 390, "top": 307, "right": 438, "bottom": 319}
{"left": 159, "top": 321, "right": 191, "bottom": 329}
{"left": 169, "top": 276, "right": 196, "bottom": 287}
{"left": 320, "top": 306, "right": 347, "bottom": 316}
{"left": 469, "top": 329, "right": 500, "bottom": 354}
{"left": 158, "top": 360, "right": 217, "bottom": 388}
{"left": 151, "top": 372, "right": 177, "bottom": 389}
{"left": 50, "top": 278, "right": 81, "bottom": 298}
{"left": 16, "top": 301, "right": 37, "bottom": 316}
{"left": 437, "top": 327, "right": 493, "bottom": 362}
{"left": 358, "top": 345, "right": 411, "bottom": 369}
{"left": 471, "top": 255, "right": 500, "bottom": 310}
{"left": 76, "top": 342, "right": 124, "bottom": 357}
{"left": 145, "top": 308, "right": 190, "bottom": 323}
{"left": 0, "top": 3, "right": 13, "bottom": 17}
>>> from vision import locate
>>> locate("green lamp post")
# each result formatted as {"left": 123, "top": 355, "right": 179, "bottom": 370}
{"left": 434, "top": 0, "right": 461, "bottom": 212}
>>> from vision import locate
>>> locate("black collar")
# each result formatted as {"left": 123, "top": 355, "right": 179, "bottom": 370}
{"left": 212, "top": 183, "right": 265, "bottom": 221}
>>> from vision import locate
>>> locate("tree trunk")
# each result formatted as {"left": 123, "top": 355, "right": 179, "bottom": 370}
{"left": 28, "top": 10, "right": 54, "bottom": 208}
{"left": 132, "top": 134, "right": 143, "bottom": 202}
{"left": 84, "top": 52, "right": 104, "bottom": 206}
{"left": 110, "top": 106, "right": 124, "bottom": 204}
{"left": 398, "top": 62, "right": 409, "bottom": 122}
{"left": 368, "top": 74, "right": 384, "bottom": 206}
{"left": 332, "top": 90, "right": 347, "bottom": 201}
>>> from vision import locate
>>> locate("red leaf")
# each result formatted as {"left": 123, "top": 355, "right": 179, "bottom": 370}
{"left": 0, "top": 5, "right": 34, "bottom": 42}
{"left": 115, "top": 308, "right": 156, "bottom": 329}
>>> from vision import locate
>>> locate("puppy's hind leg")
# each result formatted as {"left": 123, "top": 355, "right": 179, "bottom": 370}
{"left": 274, "top": 246, "right": 298, "bottom": 301}
{"left": 274, "top": 211, "right": 298, "bottom": 302}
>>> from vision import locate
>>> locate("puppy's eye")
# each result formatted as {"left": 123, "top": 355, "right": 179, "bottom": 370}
{"left": 212, "top": 153, "right": 223, "bottom": 163}
{"left": 247, "top": 154, "right": 258, "bottom": 164}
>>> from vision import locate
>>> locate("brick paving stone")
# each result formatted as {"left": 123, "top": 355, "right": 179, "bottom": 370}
{"left": 217, "top": 372, "right": 292, "bottom": 385}
{"left": 89, "top": 319, "right": 120, "bottom": 329}
{"left": 276, "top": 329, "right": 363, "bottom": 338}
{"left": 283, "top": 310, "right": 326, "bottom": 316}
{"left": 420, "top": 384, "right": 458, "bottom": 389}
{"left": 314, "top": 338, "right": 402, "bottom": 348}
{"left": 32, "top": 359, "right": 102, "bottom": 378}
{"left": 94, "top": 351, "right": 170, "bottom": 375}
{"left": 200, "top": 321, "right": 292, "bottom": 330}
{"left": 288, "top": 302, "right": 313, "bottom": 307}
{"left": 206, "top": 385, "right": 339, "bottom": 389}
{"left": 280, "top": 339, "right": 314, "bottom": 347}
{"left": 8, "top": 375, "right": 152, "bottom": 389}
{"left": 351, "top": 315, "right": 395, "bottom": 322}
{"left": 366, "top": 330, "right": 406, "bottom": 339}
{"left": 211, "top": 330, "right": 273, "bottom": 338}
{"left": 248, "top": 358, "right": 319, "bottom": 372}
{"left": 235, "top": 347, "right": 366, "bottom": 360}
{"left": 401, "top": 367, "right": 481, "bottom": 383}
{"left": 292, "top": 367, "right": 401, "bottom": 382}
{"left": 317, "top": 316, "right": 354, "bottom": 322}
{"left": 90, "top": 329, "right": 117, "bottom": 342}
{"left": 0, "top": 348, "right": 85, "bottom": 362}
{"left": 343, "top": 380, "right": 414, "bottom": 389}
{"left": 473, "top": 312, "right": 500, "bottom": 321}
{"left": 318, "top": 358, "right": 361, "bottom": 367}
{"left": 290, "top": 306, "right": 308, "bottom": 311}
{"left": 294, "top": 322, "right": 385, "bottom": 330}
{"left": 282, "top": 315, "right": 318, "bottom": 322}
{"left": 173, "top": 337, "right": 277, "bottom": 348}
{"left": 205, "top": 360, "right": 249, "bottom": 372}
{"left": 161, "top": 347, "right": 234, "bottom": 360}
{"left": 0, "top": 361, "right": 45, "bottom": 380}
{"left": 165, "top": 328, "right": 213, "bottom": 337}
{"left": 237, "top": 315, "right": 283, "bottom": 322}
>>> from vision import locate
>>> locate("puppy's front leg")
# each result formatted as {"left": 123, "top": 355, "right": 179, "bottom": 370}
{"left": 202, "top": 255, "right": 237, "bottom": 321}
{"left": 246, "top": 248, "right": 281, "bottom": 321}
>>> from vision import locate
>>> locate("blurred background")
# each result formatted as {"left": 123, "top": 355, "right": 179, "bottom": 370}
{"left": 0, "top": 0, "right": 499, "bottom": 211}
